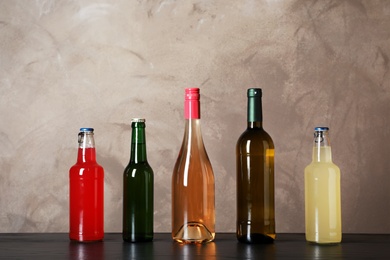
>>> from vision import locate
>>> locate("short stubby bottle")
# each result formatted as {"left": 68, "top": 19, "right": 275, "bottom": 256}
{"left": 236, "top": 88, "right": 275, "bottom": 243}
{"left": 69, "top": 128, "right": 104, "bottom": 242}
{"left": 172, "top": 88, "right": 216, "bottom": 244}
{"left": 305, "top": 127, "right": 342, "bottom": 244}
{"left": 123, "top": 118, "right": 154, "bottom": 242}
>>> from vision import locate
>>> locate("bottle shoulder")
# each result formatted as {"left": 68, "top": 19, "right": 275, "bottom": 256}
{"left": 124, "top": 169, "right": 154, "bottom": 182}
{"left": 173, "top": 120, "right": 214, "bottom": 174}
{"left": 175, "top": 148, "right": 212, "bottom": 168}
{"left": 237, "top": 128, "right": 274, "bottom": 149}
{"left": 178, "top": 128, "right": 211, "bottom": 159}
{"left": 71, "top": 161, "right": 103, "bottom": 168}
{"left": 69, "top": 163, "right": 104, "bottom": 177}
{"left": 304, "top": 162, "right": 340, "bottom": 174}
{"left": 124, "top": 162, "right": 154, "bottom": 173}
{"left": 173, "top": 145, "right": 214, "bottom": 176}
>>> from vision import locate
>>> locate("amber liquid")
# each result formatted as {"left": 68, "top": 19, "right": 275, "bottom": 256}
{"left": 172, "top": 119, "right": 215, "bottom": 244}
{"left": 236, "top": 123, "right": 275, "bottom": 243}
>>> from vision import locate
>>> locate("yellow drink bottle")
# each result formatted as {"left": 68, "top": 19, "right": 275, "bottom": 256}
{"left": 304, "top": 127, "right": 341, "bottom": 244}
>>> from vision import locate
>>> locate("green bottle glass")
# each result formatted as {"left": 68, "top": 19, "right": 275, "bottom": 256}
{"left": 236, "top": 88, "right": 275, "bottom": 243}
{"left": 123, "top": 118, "right": 154, "bottom": 242}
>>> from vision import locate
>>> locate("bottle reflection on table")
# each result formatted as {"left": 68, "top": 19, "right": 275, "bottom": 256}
{"left": 236, "top": 242, "right": 275, "bottom": 260}
{"left": 68, "top": 241, "right": 104, "bottom": 260}
{"left": 171, "top": 239, "right": 217, "bottom": 260}
{"left": 309, "top": 243, "right": 343, "bottom": 259}
{"left": 122, "top": 242, "right": 153, "bottom": 259}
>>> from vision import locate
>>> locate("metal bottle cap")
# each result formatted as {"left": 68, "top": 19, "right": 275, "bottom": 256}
{"left": 79, "top": 128, "right": 94, "bottom": 132}
{"left": 131, "top": 118, "right": 146, "bottom": 123}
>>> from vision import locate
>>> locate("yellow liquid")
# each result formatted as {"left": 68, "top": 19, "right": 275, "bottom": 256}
{"left": 304, "top": 147, "right": 341, "bottom": 244}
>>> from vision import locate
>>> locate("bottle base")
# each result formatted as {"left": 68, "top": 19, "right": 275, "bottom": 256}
{"left": 173, "top": 222, "right": 215, "bottom": 244}
{"left": 306, "top": 238, "right": 341, "bottom": 245}
{"left": 237, "top": 233, "right": 275, "bottom": 244}
{"left": 123, "top": 234, "right": 153, "bottom": 243}
{"left": 69, "top": 235, "right": 104, "bottom": 243}
{"left": 305, "top": 233, "right": 342, "bottom": 245}
{"left": 306, "top": 241, "right": 341, "bottom": 245}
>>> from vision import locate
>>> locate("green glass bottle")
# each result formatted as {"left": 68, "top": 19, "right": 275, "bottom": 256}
{"left": 123, "top": 118, "right": 154, "bottom": 242}
{"left": 236, "top": 88, "right": 275, "bottom": 243}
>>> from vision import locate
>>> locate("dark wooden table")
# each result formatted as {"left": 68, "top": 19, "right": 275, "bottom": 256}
{"left": 0, "top": 233, "right": 389, "bottom": 259}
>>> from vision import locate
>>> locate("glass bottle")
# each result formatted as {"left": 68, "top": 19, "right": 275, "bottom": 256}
{"left": 236, "top": 88, "right": 275, "bottom": 243}
{"left": 69, "top": 128, "right": 104, "bottom": 242}
{"left": 123, "top": 118, "right": 154, "bottom": 242}
{"left": 172, "top": 88, "right": 215, "bottom": 244}
{"left": 305, "top": 127, "right": 342, "bottom": 244}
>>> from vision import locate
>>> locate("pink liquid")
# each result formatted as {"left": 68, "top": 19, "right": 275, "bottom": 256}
{"left": 172, "top": 88, "right": 215, "bottom": 244}
{"left": 172, "top": 119, "right": 215, "bottom": 243}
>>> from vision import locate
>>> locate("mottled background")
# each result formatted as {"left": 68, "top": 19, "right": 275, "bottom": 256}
{"left": 1, "top": 0, "right": 389, "bottom": 234}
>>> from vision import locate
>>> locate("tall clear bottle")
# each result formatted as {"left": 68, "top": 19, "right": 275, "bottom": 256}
{"left": 172, "top": 88, "right": 215, "bottom": 244}
{"left": 123, "top": 118, "right": 154, "bottom": 242}
{"left": 236, "top": 88, "right": 275, "bottom": 243}
{"left": 305, "top": 127, "right": 342, "bottom": 244}
{"left": 69, "top": 128, "right": 104, "bottom": 242}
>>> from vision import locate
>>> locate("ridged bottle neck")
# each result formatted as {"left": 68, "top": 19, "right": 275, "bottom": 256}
{"left": 312, "top": 129, "right": 333, "bottom": 162}
{"left": 77, "top": 131, "right": 96, "bottom": 163}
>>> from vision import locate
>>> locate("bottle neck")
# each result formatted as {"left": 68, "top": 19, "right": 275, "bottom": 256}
{"left": 247, "top": 95, "right": 263, "bottom": 128}
{"left": 312, "top": 131, "right": 333, "bottom": 162}
{"left": 77, "top": 132, "right": 96, "bottom": 163}
{"left": 247, "top": 122, "right": 263, "bottom": 129}
{"left": 130, "top": 122, "right": 148, "bottom": 163}
{"left": 183, "top": 119, "right": 205, "bottom": 150}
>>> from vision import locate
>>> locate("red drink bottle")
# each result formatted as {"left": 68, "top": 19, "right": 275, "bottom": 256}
{"left": 69, "top": 128, "right": 104, "bottom": 242}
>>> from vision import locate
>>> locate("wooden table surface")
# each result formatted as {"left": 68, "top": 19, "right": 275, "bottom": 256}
{"left": 1, "top": 233, "right": 390, "bottom": 259}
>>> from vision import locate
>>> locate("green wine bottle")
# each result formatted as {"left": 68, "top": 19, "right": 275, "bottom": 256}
{"left": 236, "top": 88, "right": 275, "bottom": 243}
{"left": 123, "top": 118, "right": 154, "bottom": 242}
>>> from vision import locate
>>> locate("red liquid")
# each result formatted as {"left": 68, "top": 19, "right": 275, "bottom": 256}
{"left": 69, "top": 148, "right": 104, "bottom": 242}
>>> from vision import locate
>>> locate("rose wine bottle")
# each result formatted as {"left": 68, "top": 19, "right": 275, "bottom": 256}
{"left": 123, "top": 118, "right": 154, "bottom": 242}
{"left": 305, "top": 127, "right": 342, "bottom": 244}
{"left": 172, "top": 88, "right": 215, "bottom": 244}
{"left": 69, "top": 128, "right": 104, "bottom": 242}
{"left": 236, "top": 88, "right": 275, "bottom": 243}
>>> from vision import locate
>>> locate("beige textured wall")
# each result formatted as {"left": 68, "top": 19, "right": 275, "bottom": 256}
{"left": 1, "top": 0, "right": 390, "bottom": 234}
